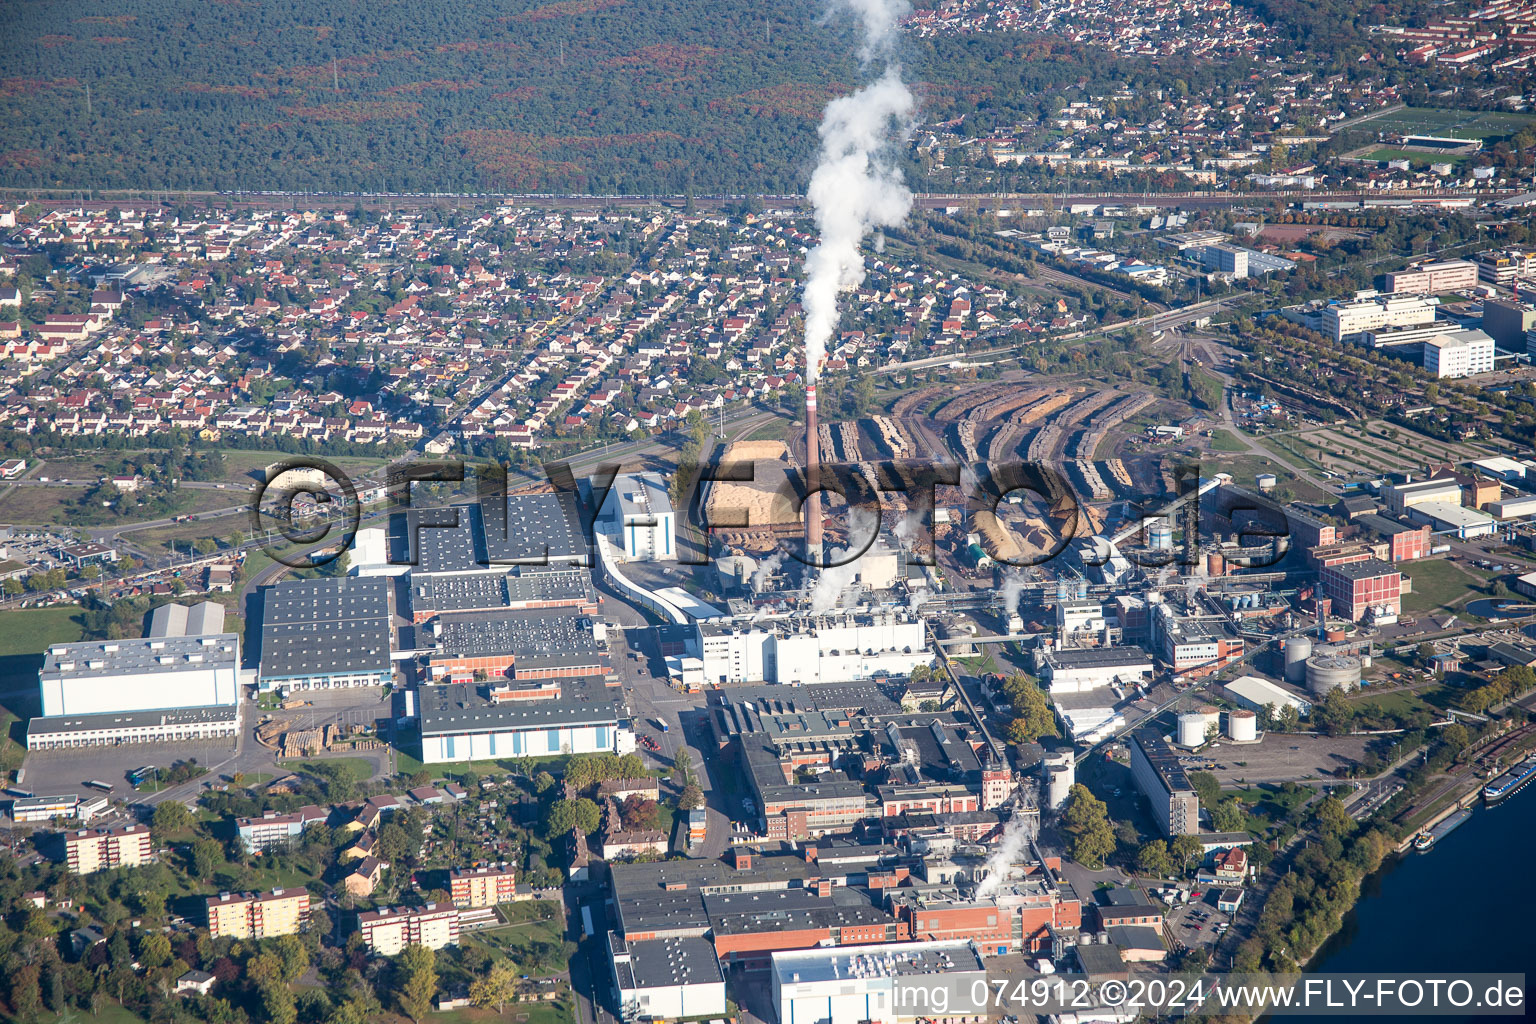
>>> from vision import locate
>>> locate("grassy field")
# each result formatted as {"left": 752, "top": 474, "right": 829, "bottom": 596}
{"left": 743, "top": 417, "right": 791, "bottom": 442}
{"left": 0, "top": 485, "right": 94, "bottom": 525}
{"left": 1347, "top": 106, "right": 1536, "bottom": 141}
{"left": 1205, "top": 429, "right": 1250, "bottom": 453}
{"left": 39, "top": 1004, "right": 146, "bottom": 1024}
{"left": 1401, "top": 559, "right": 1481, "bottom": 615}
{"left": 0, "top": 608, "right": 88, "bottom": 781}
{"left": 431, "top": 1004, "right": 574, "bottom": 1024}
{"left": 393, "top": 750, "right": 570, "bottom": 780}
{"left": 291, "top": 757, "right": 378, "bottom": 783}
{"left": 33, "top": 448, "right": 392, "bottom": 488}
{"left": 1349, "top": 683, "right": 1452, "bottom": 717}
{"left": 1363, "top": 149, "right": 1471, "bottom": 170}
{"left": 0, "top": 605, "right": 88, "bottom": 657}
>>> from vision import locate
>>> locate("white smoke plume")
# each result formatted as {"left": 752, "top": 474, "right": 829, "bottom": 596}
{"left": 751, "top": 552, "right": 784, "bottom": 593}
{"left": 975, "top": 811, "right": 1040, "bottom": 900}
{"left": 1000, "top": 571, "right": 1028, "bottom": 619}
{"left": 808, "top": 505, "right": 879, "bottom": 613}
{"left": 801, "top": 1, "right": 915, "bottom": 383}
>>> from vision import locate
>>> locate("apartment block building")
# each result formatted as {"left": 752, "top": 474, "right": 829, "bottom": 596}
{"left": 64, "top": 824, "right": 153, "bottom": 874}
{"left": 236, "top": 805, "right": 328, "bottom": 853}
{"left": 357, "top": 903, "right": 460, "bottom": 954}
{"left": 205, "top": 888, "right": 311, "bottom": 939}
{"left": 449, "top": 863, "right": 518, "bottom": 908}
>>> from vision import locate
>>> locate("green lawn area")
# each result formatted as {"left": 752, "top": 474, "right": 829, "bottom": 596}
{"left": 1364, "top": 148, "right": 1470, "bottom": 169}
{"left": 742, "top": 416, "right": 791, "bottom": 442}
{"left": 1205, "top": 429, "right": 1250, "bottom": 453}
{"left": 1350, "top": 106, "right": 1536, "bottom": 141}
{"left": 1349, "top": 684, "right": 1453, "bottom": 717}
{"left": 0, "top": 607, "right": 89, "bottom": 779}
{"left": 1230, "top": 781, "right": 1312, "bottom": 828}
{"left": 431, "top": 1004, "right": 574, "bottom": 1024}
{"left": 292, "top": 757, "right": 378, "bottom": 784}
{"left": 40, "top": 1003, "right": 146, "bottom": 1024}
{"left": 1401, "top": 559, "right": 1481, "bottom": 615}
{"left": 394, "top": 749, "right": 570, "bottom": 781}
{"left": 244, "top": 861, "right": 324, "bottom": 890}
{"left": 0, "top": 605, "right": 88, "bottom": 657}
{"left": 464, "top": 901, "right": 571, "bottom": 979}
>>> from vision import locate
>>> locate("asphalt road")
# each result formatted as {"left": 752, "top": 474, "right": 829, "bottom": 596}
{"left": 607, "top": 625, "right": 732, "bottom": 858}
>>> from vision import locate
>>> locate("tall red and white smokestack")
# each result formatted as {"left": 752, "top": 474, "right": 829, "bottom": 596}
{"left": 805, "top": 383, "right": 822, "bottom": 566}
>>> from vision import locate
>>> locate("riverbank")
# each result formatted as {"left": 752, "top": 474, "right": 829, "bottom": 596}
{"left": 1309, "top": 786, "right": 1532, "bottom": 1018}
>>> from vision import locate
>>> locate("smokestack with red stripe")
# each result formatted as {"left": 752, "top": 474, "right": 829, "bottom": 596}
{"left": 805, "top": 383, "right": 822, "bottom": 566}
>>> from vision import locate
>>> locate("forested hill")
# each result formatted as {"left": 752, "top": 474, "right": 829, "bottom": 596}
{"left": 1, "top": 0, "right": 1212, "bottom": 194}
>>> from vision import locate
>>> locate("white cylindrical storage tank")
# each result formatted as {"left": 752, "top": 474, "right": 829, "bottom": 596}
{"left": 1195, "top": 705, "right": 1221, "bottom": 742}
{"left": 1227, "top": 709, "right": 1258, "bottom": 742}
{"left": 1256, "top": 473, "right": 1277, "bottom": 492}
{"left": 1148, "top": 519, "right": 1173, "bottom": 551}
{"left": 1283, "top": 636, "right": 1312, "bottom": 684}
{"left": 1306, "top": 654, "right": 1361, "bottom": 695}
{"left": 1176, "top": 712, "right": 1208, "bottom": 748}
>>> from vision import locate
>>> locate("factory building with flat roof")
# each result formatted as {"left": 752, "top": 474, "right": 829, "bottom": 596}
{"left": 771, "top": 939, "right": 988, "bottom": 1024}
{"left": 1039, "top": 646, "right": 1153, "bottom": 693}
{"left": 1319, "top": 558, "right": 1403, "bottom": 623}
{"left": 415, "top": 679, "right": 628, "bottom": 764}
{"left": 28, "top": 632, "right": 242, "bottom": 749}
{"left": 257, "top": 577, "right": 393, "bottom": 692}
{"left": 421, "top": 609, "right": 609, "bottom": 682}
{"left": 611, "top": 933, "right": 727, "bottom": 1022}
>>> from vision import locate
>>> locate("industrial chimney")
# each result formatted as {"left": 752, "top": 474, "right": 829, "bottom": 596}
{"left": 805, "top": 384, "right": 822, "bottom": 565}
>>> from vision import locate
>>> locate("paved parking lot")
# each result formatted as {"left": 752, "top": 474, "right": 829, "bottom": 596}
{"left": 1201, "top": 732, "right": 1374, "bottom": 785}
{"left": 1165, "top": 895, "right": 1233, "bottom": 951}
{"left": 20, "top": 735, "right": 238, "bottom": 800}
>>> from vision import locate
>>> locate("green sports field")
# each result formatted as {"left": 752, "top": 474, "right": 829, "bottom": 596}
{"left": 1346, "top": 106, "right": 1536, "bottom": 142}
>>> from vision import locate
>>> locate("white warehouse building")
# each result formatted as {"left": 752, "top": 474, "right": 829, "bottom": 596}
{"left": 39, "top": 634, "right": 240, "bottom": 718}
{"left": 1223, "top": 675, "right": 1312, "bottom": 718}
{"left": 770, "top": 614, "right": 930, "bottom": 685}
{"left": 772, "top": 940, "right": 988, "bottom": 1024}
{"left": 601, "top": 472, "right": 676, "bottom": 562}
{"left": 694, "top": 613, "right": 930, "bottom": 686}
{"left": 1039, "top": 646, "right": 1153, "bottom": 694}
{"left": 415, "top": 682, "right": 632, "bottom": 764}
{"left": 29, "top": 633, "right": 243, "bottom": 750}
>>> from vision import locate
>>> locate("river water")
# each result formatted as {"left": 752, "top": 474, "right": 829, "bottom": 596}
{"left": 1307, "top": 785, "right": 1533, "bottom": 1021}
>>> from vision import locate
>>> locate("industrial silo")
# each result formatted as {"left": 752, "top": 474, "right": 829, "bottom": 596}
{"left": 1043, "top": 751, "right": 1075, "bottom": 810}
{"left": 1283, "top": 636, "right": 1313, "bottom": 685}
{"left": 1227, "top": 710, "right": 1258, "bottom": 742}
{"left": 1306, "top": 654, "right": 1361, "bottom": 695}
{"left": 1177, "top": 708, "right": 1219, "bottom": 748}
{"left": 1148, "top": 519, "right": 1174, "bottom": 551}
{"left": 715, "top": 554, "right": 757, "bottom": 589}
